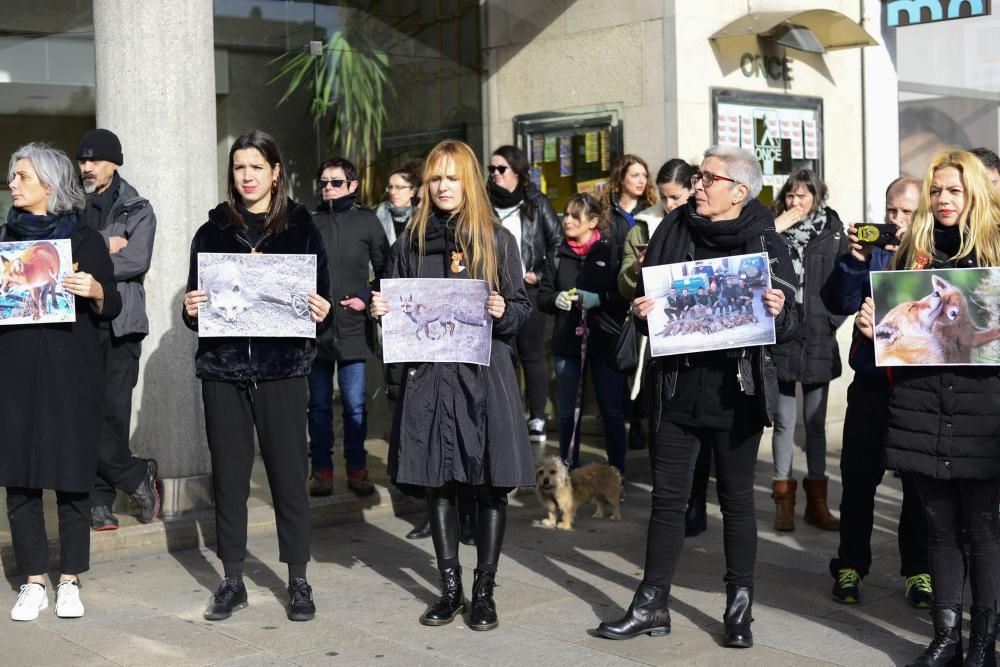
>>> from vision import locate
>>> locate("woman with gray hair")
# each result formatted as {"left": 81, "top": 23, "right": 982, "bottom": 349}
{"left": 595, "top": 145, "right": 798, "bottom": 648}
{"left": 0, "top": 142, "right": 120, "bottom": 621}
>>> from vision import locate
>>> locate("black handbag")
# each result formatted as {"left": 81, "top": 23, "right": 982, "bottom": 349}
{"left": 609, "top": 313, "right": 639, "bottom": 374}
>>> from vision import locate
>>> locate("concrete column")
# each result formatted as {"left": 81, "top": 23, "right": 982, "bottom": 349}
{"left": 861, "top": 0, "right": 901, "bottom": 224}
{"left": 93, "top": 0, "right": 217, "bottom": 515}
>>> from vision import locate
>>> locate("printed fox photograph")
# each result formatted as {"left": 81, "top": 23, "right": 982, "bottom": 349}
{"left": 196, "top": 253, "right": 316, "bottom": 338}
{"left": 0, "top": 239, "right": 75, "bottom": 326}
{"left": 870, "top": 268, "right": 1000, "bottom": 366}
{"left": 641, "top": 251, "right": 776, "bottom": 358}
{"left": 379, "top": 278, "right": 492, "bottom": 365}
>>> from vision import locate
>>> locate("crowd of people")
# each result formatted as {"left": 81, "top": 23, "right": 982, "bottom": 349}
{"left": 6, "top": 125, "right": 1000, "bottom": 666}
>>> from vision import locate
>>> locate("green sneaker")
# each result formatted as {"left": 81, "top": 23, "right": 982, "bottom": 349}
{"left": 905, "top": 574, "right": 933, "bottom": 609}
{"left": 832, "top": 568, "right": 862, "bottom": 604}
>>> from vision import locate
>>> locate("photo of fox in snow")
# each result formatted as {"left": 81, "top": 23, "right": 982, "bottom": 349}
{"left": 379, "top": 277, "right": 492, "bottom": 365}
{"left": 871, "top": 268, "right": 1000, "bottom": 366}
{"left": 196, "top": 252, "right": 316, "bottom": 338}
{"left": 0, "top": 239, "right": 75, "bottom": 325}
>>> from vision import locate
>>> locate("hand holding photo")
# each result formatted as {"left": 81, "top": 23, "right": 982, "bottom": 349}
{"left": 0, "top": 239, "right": 76, "bottom": 325}
{"left": 870, "top": 268, "right": 1000, "bottom": 366}
{"left": 641, "top": 252, "right": 775, "bottom": 357}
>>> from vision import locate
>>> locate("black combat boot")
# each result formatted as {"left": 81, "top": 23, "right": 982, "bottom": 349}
{"left": 469, "top": 569, "right": 499, "bottom": 631}
{"left": 419, "top": 566, "right": 464, "bottom": 626}
{"left": 723, "top": 583, "right": 753, "bottom": 648}
{"left": 906, "top": 605, "right": 963, "bottom": 667}
{"left": 963, "top": 606, "right": 997, "bottom": 667}
{"left": 594, "top": 582, "right": 671, "bottom": 640}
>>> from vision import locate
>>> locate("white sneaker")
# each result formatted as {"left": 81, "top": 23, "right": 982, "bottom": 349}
{"left": 55, "top": 580, "right": 84, "bottom": 618}
{"left": 528, "top": 418, "right": 546, "bottom": 442}
{"left": 10, "top": 583, "right": 48, "bottom": 621}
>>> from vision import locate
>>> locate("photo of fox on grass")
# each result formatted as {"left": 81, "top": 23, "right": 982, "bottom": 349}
{"left": 870, "top": 268, "right": 1000, "bottom": 366}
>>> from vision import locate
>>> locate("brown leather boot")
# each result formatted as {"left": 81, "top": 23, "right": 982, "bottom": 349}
{"left": 771, "top": 479, "right": 796, "bottom": 532}
{"left": 803, "top": 477, "right": 840, "bottom": 530}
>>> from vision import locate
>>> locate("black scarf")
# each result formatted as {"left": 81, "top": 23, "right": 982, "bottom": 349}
{"left": 82, "top": 171, "right": 120, "bottom": 230}
{"left": 5, "top": 208, "right": 79, "bottom": 241}
{"left": 317, "top": 194, "right": 357, "bottom": 214}
{"left": 419, "top": 209, "right": 470, "bottom": 276}
{"left": 488, "top": 179, "right": 525, "bottom": 210}
{"left": 933, "top": 220, "right": 962, "bottom": 259}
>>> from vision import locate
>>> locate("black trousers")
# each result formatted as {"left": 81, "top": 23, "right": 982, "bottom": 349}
{"left": 428, "top": 482, "right": 508, "bottom": 573}
{"left": 912, "top": 474, "right": 1000, "bottom": 608}
{"left": 830, "top": 378, "right": 929, "bottom": 579}
{"left": 202, "top": 378, "right": 311, "bottom": 566}
{"left": 643, "top": 418, "right": 763, "bottom": 588}
{"left": 6, "top": 487, "right": 90, "bottom": 575}
{"left": 93, "top": 331, "right": 147, "bottom": 508}
{"left": 515, "top": 285, "right": 548, "bottom": 421}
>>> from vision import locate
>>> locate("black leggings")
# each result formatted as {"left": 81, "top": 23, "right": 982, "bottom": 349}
{"left": 515, "top": 285, "right": 548, "bottom": 421}
{"left": 912, "top": 474, "right": 1000, "bottom": 608}
{"left": 428, "top": 483, "right": 508, "bottom": 573}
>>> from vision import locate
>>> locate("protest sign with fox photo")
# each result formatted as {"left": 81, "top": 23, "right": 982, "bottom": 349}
{"left": 0, "top": 239, "right": 75, "bottom": 326}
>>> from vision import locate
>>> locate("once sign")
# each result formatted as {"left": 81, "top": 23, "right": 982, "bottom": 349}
{"left": 740, "top": 53, "right": 793, "bottom": 82}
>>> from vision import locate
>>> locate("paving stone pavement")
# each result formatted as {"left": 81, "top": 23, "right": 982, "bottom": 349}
{"left": 1, "top": 428, "right": 939, "bottom": 666}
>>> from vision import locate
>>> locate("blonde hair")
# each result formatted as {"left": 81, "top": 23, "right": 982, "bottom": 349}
{"left": 408, "top": 140, "right": 501, "bottom": 288}
{"left": 895, "top": 148, "right": 1000, "bottom": 269}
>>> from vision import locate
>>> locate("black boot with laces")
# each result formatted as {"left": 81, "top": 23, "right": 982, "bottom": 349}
{"left": 963, "top": 606, "right": 997, "bottom": 667}
{"left": 469, "top": 569, "right": 498, "bottom": 631}
{"left": 906, "top": 605, "right": 963, "bottom": 667}
{"left": 420, "top": 566, "right": 464, "bottom": 626}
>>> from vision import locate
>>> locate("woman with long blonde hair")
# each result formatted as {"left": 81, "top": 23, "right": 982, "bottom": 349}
{"left": 857, "top": 148, "right": 1000, "bottom": 666}
{"left": 370, "top": 139, "right": 533, "bottom": 631}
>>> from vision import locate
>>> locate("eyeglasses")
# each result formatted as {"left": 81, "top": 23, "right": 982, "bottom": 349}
{"left": 318, "top": 178, "right": 349, "bottom": 189}
{"left": 385, "top": 184, "right": 412, "bottom": 192}
{"left": 691, "top": 171, "right": 738, "bottom": 188}
{"left": 487, "top": 165, "right": 508, "bottom": 175}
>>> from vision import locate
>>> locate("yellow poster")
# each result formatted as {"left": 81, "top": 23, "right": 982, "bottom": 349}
{"left": 585, "top": 131, "right": 598, "bottom": 162}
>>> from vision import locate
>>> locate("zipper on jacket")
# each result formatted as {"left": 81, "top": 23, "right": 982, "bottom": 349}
{"left": 235, "top": 231, "right": 272, "bottom": 253}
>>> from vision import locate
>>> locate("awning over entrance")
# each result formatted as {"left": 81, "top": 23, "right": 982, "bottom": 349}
{"left": 710, "top": 9, "right": 878, "bottom": 54}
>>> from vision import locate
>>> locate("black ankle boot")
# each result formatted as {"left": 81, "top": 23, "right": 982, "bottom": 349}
{"left": 906, "top": 605, "right": 963, "bottom": 667}
{"left": 964, "top": 606, "right": 996, "bottom": 667}
{"left": 594, "top": 582, "right": 671, "bottom": 640}
{"left": 723, "top": 584, "right": 753, "bottom": 648}
{"left": 684, "top": 502, "right": 707, "bottom": 537}
{"left": 406, "top": 516, "right": 432, "bottom": 540}
{"left": 469, "top": 569, "right": 498, "bottom": 631}
{"left": 459, "top": 511, "right": 477, "bottom": 546}
{"left": 419, "top": 567, "right": 464, "bottom": 626}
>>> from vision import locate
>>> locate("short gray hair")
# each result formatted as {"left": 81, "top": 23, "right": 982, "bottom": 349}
{"left": 8, "top": 142, "right": 86, "bottom": 214}
{"left": 703, "top": 145, "right": 763, "bottom": 200}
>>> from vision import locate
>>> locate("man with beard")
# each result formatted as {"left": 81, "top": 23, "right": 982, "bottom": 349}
{"left": 77, "top": 128, "right": 160, "bottom": 531}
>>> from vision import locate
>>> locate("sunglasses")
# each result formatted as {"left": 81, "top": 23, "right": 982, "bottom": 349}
{"left": 691, "top": 171, "right": 738, "bottom": 188}
{"left": 318, "top": 178, "right": 349, "bottom": 189}
{"left": 487, "top": 165, "right": 508, "bottom": 175}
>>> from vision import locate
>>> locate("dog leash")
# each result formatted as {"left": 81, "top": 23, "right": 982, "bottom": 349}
{"left": 567, "top": 308, "right": 590, "bottom": 469}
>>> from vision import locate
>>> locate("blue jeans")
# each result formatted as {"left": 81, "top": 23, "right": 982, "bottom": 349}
{"left": 307, "top": 359, "right": 368, "bottom": 472}
{"left": 553, "top": 352, "right": 627, "bottom": 474}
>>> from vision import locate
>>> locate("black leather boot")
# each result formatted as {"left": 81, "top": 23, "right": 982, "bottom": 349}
{"left": 419, "top": 567, "right": 464, "bottom": 626}
{"left": 406, "top": 515, "right": 432, "bottom": 540}
{"left": 963, "top": 606, "right": 997, "bottom": 667}
{"left": 723, "top": 584, "right": 753, "bottom": 648}
{"left": 684, "top": 501, "right": 707, "bottom": 537}
{"left": 469, "top": 569, "right": 498, "bottom": 631}
{"left": 594, "top": 582, "right": 671, "bottom": 640}
{"left": 906, "top": 605, "right": 963, "bottom": 667}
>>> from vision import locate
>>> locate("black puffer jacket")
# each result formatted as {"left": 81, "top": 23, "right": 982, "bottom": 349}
{"left": 183, "top": 200, "right": 332, "bottom": 382}
{"left": 312, "top": 198, "right": 389, "bottom": 362}
{"left": 884, "top": 251, "right": 1000, "bottom": 480}
{"left": 772, "top": 208, "right": 849, "bottom": 384}
{"left": 537, "top": 237, "right": 628, "bottom": 356}
{"left": 513, "top": 182, "right": 562, "bottom": 281}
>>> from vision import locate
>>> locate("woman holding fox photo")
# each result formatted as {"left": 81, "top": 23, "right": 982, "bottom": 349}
{"left": 2, "top": 143, "right": 121, "bottom": 621}
{"left": 855, "top": 148, "right": 1000, "bottom": 667}
{"left": 596, "top": 145, "right": 798, "bottom": 648}
{"left": 369, "top": 139, "right": 533, "bottom": 631}
{"left": 182, "top": 130, "right": 332, "bottom": 624}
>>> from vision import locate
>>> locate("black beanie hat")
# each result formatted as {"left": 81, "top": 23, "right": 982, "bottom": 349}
{"left": 76, "top": 129, "right": 123, "bottom": 166}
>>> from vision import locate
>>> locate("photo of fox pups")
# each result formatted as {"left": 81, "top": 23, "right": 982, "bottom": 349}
{"left": 535, "top": 456, "right": 622, "bottom": 530}
{"left": 874, "top": 274, "right": 1000, "bottom": 365}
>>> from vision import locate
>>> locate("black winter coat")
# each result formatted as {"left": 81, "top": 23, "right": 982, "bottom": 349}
{"left": 0, "top": 219, "right": 122, "bottom": 492}
{"left": 772, "top": 208, "right": 849, "bottom": 385}
{"left": 183, "top": 200, "right": 332, "bottom": 382}
{"left": 609, "top": 198, "right": 644, "bottom": 258}
{"left": 312, "top": 199, "right": 389, "bottom": 362}
{"left": 885, "top": 252, "right": 1000, "bottom": 480}
{"left": 517, "top": 183, "right": 562, "bottom": 281}
{"left": 386, "top": 223, "right": 535, "bottom": 491}
{"left": 537, "top": 237, "right": 629, "bottom": 356}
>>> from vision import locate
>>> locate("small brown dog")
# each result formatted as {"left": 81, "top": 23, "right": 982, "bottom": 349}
{"left": 535, "top": 455, "right": 622, "bottom": 530}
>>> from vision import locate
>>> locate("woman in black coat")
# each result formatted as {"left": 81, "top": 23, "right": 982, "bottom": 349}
{"left": 769, "top": 169, "right": 849, "bottom": 533}
{"left": 538, "top": 193, "right": 628, "bottom": 473}
{"left": 488, "top": 144, "right": 562, "bottom": 441}
{"left": 370, "top": 139, "right": 533, "bottom": 631}
{"left": 183, "top": 130, "right": 332, "bottom": 624}
{"left": 856, "top": 149, "right": 1000, "bottom": 667}
{"left": 3, "top": 143, "right": 121, "bottom": 621}
{"left": 595, "top": 145, "right": 797, "bottom": 648}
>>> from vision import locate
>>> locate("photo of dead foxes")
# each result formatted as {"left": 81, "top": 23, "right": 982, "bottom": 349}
{"left": 871, "top": 269, "right": 1000, "bottom": 366}
{"left": 0, "top": 239, "right": 75, "bottom": 325}
{"left": 197, "top": 253, "right": 316, "bottom": 338}
{"left": 380, "top": 277, "right": 492, "bottom": 365}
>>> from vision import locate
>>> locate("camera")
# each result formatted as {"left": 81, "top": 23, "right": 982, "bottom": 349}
{"left": 855, "top": 223, "right": 897, "bottom": 247}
